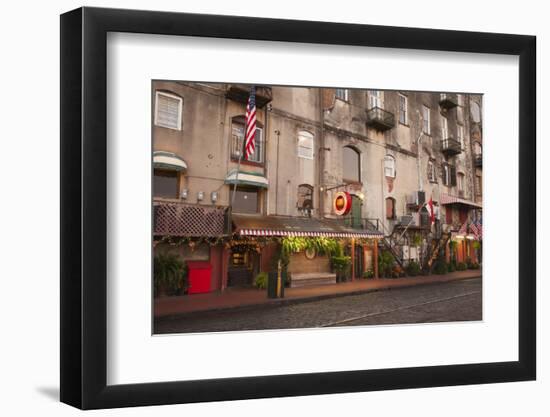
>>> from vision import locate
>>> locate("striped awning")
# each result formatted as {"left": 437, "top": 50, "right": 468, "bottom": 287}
{"left": 440, "top": 193, "right": 482, "bottom": 209}
{"left": 225, "top": 169, "right": 268, "bottom": 188}
{"left": 153, "top": 151, "right": 187, "bottom": 172}
{"left": 232, "top": 214, "right": 383, "bottom": 239}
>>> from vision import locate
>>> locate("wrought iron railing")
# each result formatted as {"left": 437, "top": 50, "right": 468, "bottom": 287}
{"left": 225, "top": 84, "right": 273, "bottom": 108}
{"left": 365, "top": 106, "right": 395, "bottom": 131}
{"left": 441, "top": 137, "right": 462, "bottom": 156}
{"left": 439, "top": 93, "right": 459, "bottom": 109}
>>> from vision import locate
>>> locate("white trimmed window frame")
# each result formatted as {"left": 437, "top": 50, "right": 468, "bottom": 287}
{"left": 154, "top": 91, "right": 183, "bottom": 130}
{"left": 427, "top": 159, "right": 436, "bottom": 182}
{"left": 368, "top": 90, "right": 384, "bottom": 109}
{"left": 457, "top": 124, "right": 464, "bottom": 149}
{"left": 335, "top": 88, "right": 349, "bottom": 102}
{"left": 441, "top": 115, "right": 449, "bottom": 139}
{"left": 297, "top": 131, "right": 314, "bottom": 160}
{"left": 422, "top": 105, "right": 431, "bottom": 135}
{"left": 398, "top": 93, "right": 408, "bottom": 125}
{"left": 384, "top": 154, "right": 396, "bottom": 178}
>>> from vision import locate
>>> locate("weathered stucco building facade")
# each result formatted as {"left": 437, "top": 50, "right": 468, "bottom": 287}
{"left": 152, "top": 81, "right": 482, "bottom": 293}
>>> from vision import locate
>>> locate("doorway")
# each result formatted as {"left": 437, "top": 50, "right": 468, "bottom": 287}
{"left": 227, "top": 244, "right": 260, "bottom": 287}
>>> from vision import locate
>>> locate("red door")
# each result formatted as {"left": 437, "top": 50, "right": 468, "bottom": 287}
{"left": 187, "top": 261, "right": 212, "bottom": 294}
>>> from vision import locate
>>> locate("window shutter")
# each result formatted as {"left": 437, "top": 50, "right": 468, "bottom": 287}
{"left": 156, "top": 93, "right": 181, "bottom": 129}
{"left": 450, "top": 166, "right": 457, "bottom": 186}
{"left": 386, "top": 198, "right": 394, "bottom": 219}
{"left": 441, "top": 164, "right": 446, "bottom": 185}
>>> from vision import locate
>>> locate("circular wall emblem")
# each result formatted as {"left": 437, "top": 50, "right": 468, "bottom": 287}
{"left": 333, "top": 191, "right": 352, "bottom": 216}
{"left": 304, "top": 247, "right": 316, "bottom": 260}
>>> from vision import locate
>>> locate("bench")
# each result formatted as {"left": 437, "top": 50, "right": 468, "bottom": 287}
{"left": 290, "top": 272, "right": 337, "bottom": 288}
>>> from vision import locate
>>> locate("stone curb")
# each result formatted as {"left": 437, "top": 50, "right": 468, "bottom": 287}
{"left": 155, "top": 274, "right": 481, "bottom": 322}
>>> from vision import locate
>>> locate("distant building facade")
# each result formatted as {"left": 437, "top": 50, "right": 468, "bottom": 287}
{"left": 152, "top": 82, "right": 482, "bottom": 292}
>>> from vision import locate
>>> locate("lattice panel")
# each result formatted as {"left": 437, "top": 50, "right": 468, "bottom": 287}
{"left": 154, "top": 202, "right": 227, "bottom": 237}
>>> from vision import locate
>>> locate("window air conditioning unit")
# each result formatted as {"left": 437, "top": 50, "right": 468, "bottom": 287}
{"left": 406, "top": 190, "right": 426, "bottom": 206}
{"left": 399, "top": 215, "right": 413, "bottom": 226}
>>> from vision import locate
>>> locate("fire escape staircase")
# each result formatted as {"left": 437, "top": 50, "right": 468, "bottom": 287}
{"left": 423, "top": 230, "right": 452, "bottom": 271}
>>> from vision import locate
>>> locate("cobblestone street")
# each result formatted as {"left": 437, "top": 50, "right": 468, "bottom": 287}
{"left": 155, "top": 278, "right": 482, "bottom": 334}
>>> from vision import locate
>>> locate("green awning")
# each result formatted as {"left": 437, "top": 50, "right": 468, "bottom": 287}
{"left": 153, "top": 151, "right": 187, "bottom": 172}
{"left": 225, "top": 169, "right": 268, "bottom": 188}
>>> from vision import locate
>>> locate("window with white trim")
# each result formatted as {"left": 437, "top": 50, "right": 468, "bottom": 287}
{"left": 343, "top": 146, "right": 361, "bottom": 183}
{"left": 457, "top": 94, "right": 464, "bottom": 122}
{"left": 398, "top": 94, "right": 408, "bottom": 125}
{"left": 155, "top": 91, "right": 183, "bottom": 130}
{"left": 231, "top": 116, "right": 263, "bottom": 164}
{"left": 297, "top": 131, "right": 314, "bottom": 159}
{"left": 441, "top": 115, "right": 449, "bottom": 139}
{"left": 368, "top": 90, "right": 384, "bottom": 109}
{"left": 422, "top": 105, "right": 431, "bottom": 134}
{"left": 458, "top": 172, "right": 465, "bottom": 192}
{"left": 335, "top": 89, "right": 349, "bottom": 101}
{"left": 427, "top": 159, "right": 436, "bottom": 182}
{"left": 457, "top": 124, "right": 464, "bottom": 149}
{"left": 384, "top": 154, "right": 396, "bottom": 178}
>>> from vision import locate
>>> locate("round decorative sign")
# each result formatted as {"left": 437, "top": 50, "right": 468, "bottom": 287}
{"left": 333, "top": 191, "right": 352, "bottom": 216}
{"left": 304, "top": 247, "right": 316, "bottom": 260}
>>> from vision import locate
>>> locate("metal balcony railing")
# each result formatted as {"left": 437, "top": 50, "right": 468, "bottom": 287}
{"left": 225, "top": 84, "right": 273, "bottom": 108}
{"left": 439, "top": 93, "right": 459, "bottom": 109}
{"left": 365, "top": 106, "right": 395, "bottom": 131}
{"left": 441, "top": 137, "right": 462, "bottom": 156}
{"left": 153, "top": 200, "right": 229, "bottom": 237}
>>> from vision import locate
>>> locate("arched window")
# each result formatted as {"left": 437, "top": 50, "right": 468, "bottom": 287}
{"left": 343, "top": 146, "right": 361, "bottom": 183}
{"left": 231, "top": 116, "right": 263, "bottom": 163}
{"left": 297, "top": 131, "right": 314, "bottom": 159}
{"left": 385, "top": 197, "right": 396, "bottom": 219}
{"left": 297, "top": 184, "right": 314, "bottom": 214}
{"left": 384, "top": 155, "right": 396, "bottom": 178}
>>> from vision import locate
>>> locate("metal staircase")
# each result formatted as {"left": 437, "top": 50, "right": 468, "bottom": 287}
{"left": 423, "top": 231, "right": 451, "bottom": 271}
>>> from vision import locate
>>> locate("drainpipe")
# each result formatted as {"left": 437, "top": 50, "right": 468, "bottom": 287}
{"left": 264, "top": 104, "right": 269, "bottom": 215}
{"left": 318, "top": 88, "right": 325, "bottom": 219}
{"left": 274, "top": 129, "right": 281, "bottom": 215}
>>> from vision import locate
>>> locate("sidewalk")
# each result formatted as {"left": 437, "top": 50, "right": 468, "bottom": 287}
{"left": 154, "top": 270, "right": 481, "bottom": 319}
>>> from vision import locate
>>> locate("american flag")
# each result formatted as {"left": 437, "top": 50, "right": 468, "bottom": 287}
{"left": 244, "top": 86, "right": 257, "bottom": 160}
{"left": 470, "top": 219, "right": 483, "bottom": 240}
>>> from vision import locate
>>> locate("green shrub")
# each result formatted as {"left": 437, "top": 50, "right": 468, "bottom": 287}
{"left": 154, "top": 253, "right": 187, "bottom": 296}
{"left": 331, "top": 255, "right": 352, "bottom": 282}
{"left": 363, "top": 269, "right": 374, "bottom": 279}
{"left": 406, "top": 260, "right": 421, "bottom": 277}
{"left": 378, "top": 250, "right": 395, "bottom": 278}
{"left": 448, "top": 262, "right": 456, "bottom": 272}
{"left": 433, "top": 258, "right": 448, "bottom": 275}
{"left": 254, "top": 272, "right": 269, "bottom": 289}
{"left": 468, "top": 262, "right": 480, "bottom": 270}
{"left": 456, "top": 262, "right": 468, "bottom": 271}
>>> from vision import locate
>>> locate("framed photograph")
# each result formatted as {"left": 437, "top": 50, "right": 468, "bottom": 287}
{"left": 60, "top": 7, "right": 536, "bottom": 409}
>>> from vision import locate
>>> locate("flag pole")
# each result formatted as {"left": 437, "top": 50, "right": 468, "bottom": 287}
{"left": 230, "top": 86, "right": 254, "bottom": 210}
{"left": 230, "top": 134, "right": 245, "bottom": 209}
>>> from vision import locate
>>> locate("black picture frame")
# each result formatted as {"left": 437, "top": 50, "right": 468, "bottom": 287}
{"left": 60, "top": 6, "right": 536, "bottom": 410}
